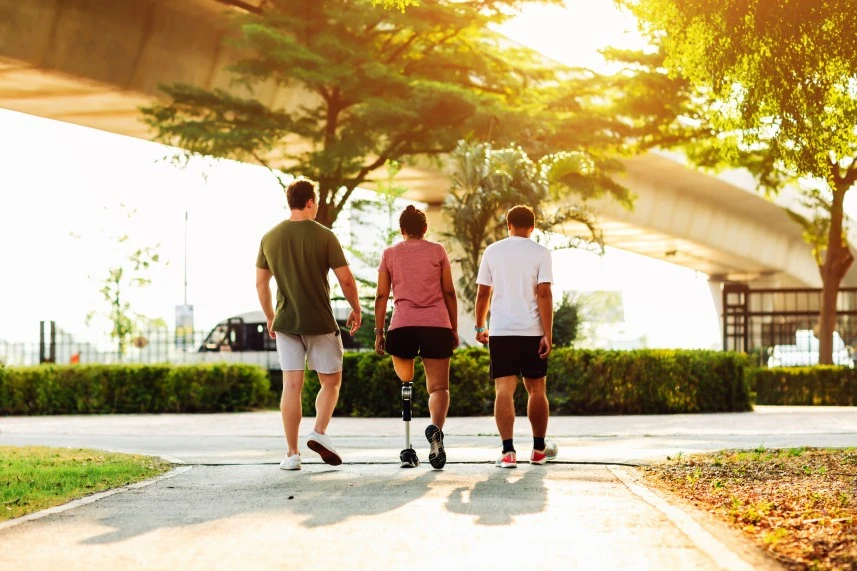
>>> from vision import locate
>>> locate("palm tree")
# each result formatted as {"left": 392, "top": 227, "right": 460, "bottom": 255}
{"left": 442, "top": 140, "right": 631, "bottom": 311}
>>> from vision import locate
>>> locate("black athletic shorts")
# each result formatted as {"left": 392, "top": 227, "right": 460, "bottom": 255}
{"left": 385, "top": 327, "right": 455, "bottom": 359}
{"left": 488, "top": 336, "right": 548, "bottom": 379}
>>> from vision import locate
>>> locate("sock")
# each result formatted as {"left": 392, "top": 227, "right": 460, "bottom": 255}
{"left": 534, "top": 437, "right": 546, "bottom": 451}
{"left": 502, "top": 439, "right": 515, "bottom": 454}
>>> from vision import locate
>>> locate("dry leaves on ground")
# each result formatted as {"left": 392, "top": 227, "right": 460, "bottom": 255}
{"left": 643, "top": 447, "right": 856, "bottom": 571}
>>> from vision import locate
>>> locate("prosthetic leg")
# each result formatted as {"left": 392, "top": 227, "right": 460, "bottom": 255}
{"left": 399, "top": 382, "right": 419, "bottom": 468}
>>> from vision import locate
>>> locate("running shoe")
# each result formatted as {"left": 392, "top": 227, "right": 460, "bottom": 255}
{"left": 425, "top": 424, "right": 446, "bottom": 470}
{"left": 400, "top": 448, "right": 420, "bottom": 468}
{"left": 495, "top": 451, "right": 517, "bottom": 468}
{"left": 531, "top": 440, "right": 558, "bottom": 465}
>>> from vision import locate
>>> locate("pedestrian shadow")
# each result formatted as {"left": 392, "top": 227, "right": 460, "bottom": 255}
{"left": 294, "top": 468, "right": 440, "bottom": 528}
{"left": 445, "top": 466, "right": 547, "bottom": 525}
{"left": 80, "top": 464, "right": 441, "bottom": 544}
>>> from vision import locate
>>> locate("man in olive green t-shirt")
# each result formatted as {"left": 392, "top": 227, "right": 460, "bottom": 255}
{"left": 256, "top": 178, "right": 362, "bottom": 471}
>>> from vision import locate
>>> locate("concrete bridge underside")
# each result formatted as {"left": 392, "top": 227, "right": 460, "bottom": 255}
{"left": 3, "top": 0, "right": 856, "bottom": 293}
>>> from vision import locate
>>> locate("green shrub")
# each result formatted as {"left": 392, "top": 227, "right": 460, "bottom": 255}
{"left": 545, "top": 349, "right": 751, "bottom": 415}
{"left": 749, "top": 366, "right": 857, "bottom": 405}
{"left": 291, "top": 347, "right": 752, "bottom": 416}
{"left": 0, "top": 364, "right": 271, "bottom": 415}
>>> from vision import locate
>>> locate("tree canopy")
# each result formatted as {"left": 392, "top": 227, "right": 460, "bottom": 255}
{"left": 442, "top": 140, "right": 629, "bottom": 310}
{"left": 613, "top": 0, "right": 857, "bottom": 362}
{"left": 142, "top": 0, "right": 585, "bottom": 228}
{"left": 372, "top": 0, "right": 419, "bottom": 10}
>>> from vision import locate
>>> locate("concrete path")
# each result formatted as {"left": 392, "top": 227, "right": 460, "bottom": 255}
{"left": 1, "top": 406, "right": 854, "bottom": 570}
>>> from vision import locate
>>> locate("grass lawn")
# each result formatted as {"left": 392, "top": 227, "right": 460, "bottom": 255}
{"left": 1, "top": 446, "right": 172, "bottom": 521}
{"left": 643, "top": 447, "right": 856, "bottom": 571}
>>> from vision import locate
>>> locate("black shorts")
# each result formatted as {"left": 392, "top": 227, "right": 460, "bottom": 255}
{"left": 488, "top": 336, "right": 548, "bottom": 379}
{"left": 385, "top": 327, "right": 455, "bottom": 359}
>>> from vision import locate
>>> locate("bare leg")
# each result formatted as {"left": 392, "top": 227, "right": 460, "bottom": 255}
{"left": 313, "top": 371, "right": 342, "bottom": 434}
{"left": 494, "top": 376, "right": 518, "bottom": 441}
{"left": 523, "top": 376, "right": 548, "bottom": 441}
{"left": 422, "top": 357, "right": 450, "bottom": 429}
{"left": 391, "top": 356, "right": 415, "bottom": 382}
{"left": 281, "top": 370, "right": 305, "bottom": 456}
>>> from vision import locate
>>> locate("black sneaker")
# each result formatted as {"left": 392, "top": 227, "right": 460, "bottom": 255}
{"left": 400, "top": 448, "right": 419, "bottom": 468}
{"left": 425, "top": 424, "right": 446, "bottom": 469}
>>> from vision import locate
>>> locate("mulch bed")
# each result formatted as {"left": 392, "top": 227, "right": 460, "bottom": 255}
{"left": 642, "top": 448, "right": 857, "bottom": 570}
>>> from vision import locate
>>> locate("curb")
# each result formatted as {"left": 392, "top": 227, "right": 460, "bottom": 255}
{"left": 610, "top": 467, "right": 768, "bottom": 571}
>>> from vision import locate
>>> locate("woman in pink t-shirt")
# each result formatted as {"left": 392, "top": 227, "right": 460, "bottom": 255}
{"left": 374, "top": 205, "right": 459, "bottom": 470}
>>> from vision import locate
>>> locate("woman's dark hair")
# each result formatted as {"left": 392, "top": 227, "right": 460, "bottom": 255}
{"left": 506, "top": 205, "right": 535, "bottom": 229}
{"left": 286, "top": 178, "right": 317, "bottom": 210}
{"left": 399, "top": 205, "right": 427, "bottom": 238}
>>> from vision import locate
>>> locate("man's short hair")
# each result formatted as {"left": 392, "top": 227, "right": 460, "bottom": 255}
{"left": 506, "top": 205, "right": 535, "bottom": 229}
{"left": 286, "top": 178, "right": 318, "bottom": 210}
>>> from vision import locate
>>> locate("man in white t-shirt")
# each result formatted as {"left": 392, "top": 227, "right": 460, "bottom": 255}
{"left": 474, "top": 205, "right": 559, "bottom": 469}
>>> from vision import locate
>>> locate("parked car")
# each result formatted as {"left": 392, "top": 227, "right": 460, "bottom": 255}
{"left": 766, "top": 329, "right": 853, "bottom": 367}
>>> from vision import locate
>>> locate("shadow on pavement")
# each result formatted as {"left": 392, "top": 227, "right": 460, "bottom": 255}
{"left": 445, "top": 467, "right": 547, "bottom": 525}
{"left": 80, "top": 464, "right": 441, "bottom": 544}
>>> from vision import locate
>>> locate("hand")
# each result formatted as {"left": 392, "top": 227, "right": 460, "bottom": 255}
{"left": 346, "top": 309, "right": 362, "bottom": 335}
{"left": 538, "top": 336, "right": 552, "bottom": 359}
{"left": 266, "top": 316, "right": 275, "bottom": 339}
{"left": 451, "top": 331, "right": 460, "bottom": 349}
{"left": 374, "top": 334, "right": 385, "bottom": 356}
{"left": 476, "top": 330, "right": 489, "bottom": 345}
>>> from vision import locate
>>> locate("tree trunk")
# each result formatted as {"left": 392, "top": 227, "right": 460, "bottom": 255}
{"left": 316, "top": 199, "right": 334, "bottom": 229}
{"left": 818, "top": 188, "right": 853, "bottom": 364}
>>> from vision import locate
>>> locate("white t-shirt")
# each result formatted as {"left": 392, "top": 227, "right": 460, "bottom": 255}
{"left": 476, "top": 236, "right": 553, "bottom": 336}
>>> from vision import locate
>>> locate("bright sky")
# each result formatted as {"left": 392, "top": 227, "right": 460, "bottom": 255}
{"left": 0, "top": 0, "right": 722, "bottom": 349}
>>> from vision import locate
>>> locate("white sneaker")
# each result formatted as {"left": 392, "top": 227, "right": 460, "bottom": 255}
{"left": 279, "top": 453, "right": 301, "bottom": 471}
{"left": 306, "top": 431, "right": 342, "bottom": 466}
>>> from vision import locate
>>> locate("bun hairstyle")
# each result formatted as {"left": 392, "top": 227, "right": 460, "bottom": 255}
{"left": 399, "top": 205, "right": 427, "bottom": 238}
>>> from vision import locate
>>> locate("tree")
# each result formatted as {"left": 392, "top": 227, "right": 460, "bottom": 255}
{"left": 141, "top": 0, "right": 570, "bottom": 229}
{"left": 442, "top": 140, "right": 632, "bottom": 311}
{"left": 78, "top": 206, "right": 164, "bottom": 360}
{"left": 552, "top": 292, "right": 581, "bottom": 347}
{"left": 613, "top": 0, "right": 857, "bottom": 363}
{"left": 372, "top": 0, "right": 418, "bottom": 10}
{"left": 86, "top": 242, "right": 163, "bottom": 360}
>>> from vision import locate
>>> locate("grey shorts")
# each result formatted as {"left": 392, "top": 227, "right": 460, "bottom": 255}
{"left": 275, "top": 331, "right": 344, "bottom": 374}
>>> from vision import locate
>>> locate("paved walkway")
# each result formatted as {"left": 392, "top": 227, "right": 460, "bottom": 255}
{"left": 0, "top": 406, "right": 854, "bottom": 570}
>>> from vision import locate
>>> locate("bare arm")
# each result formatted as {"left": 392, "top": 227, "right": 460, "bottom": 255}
{"left": 333, "top": 265, "right": 362, "bottom": 334}
{"left": 475, "top": 284, "right": 492, "bottom": 345}
{"left": 440, "top": 264, "right": 459, "bottom": 347}
{"left": 255, "top": 267, "right": 275, "bottom": 339}
{"left": 374, "top": 270, "right": 391, "bottom": 355}
{"left": 536, "top": 282, "right": 553, "bottom": 358}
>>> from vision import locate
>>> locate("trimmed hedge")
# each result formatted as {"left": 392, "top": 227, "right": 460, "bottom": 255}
{"left": 300, "top": 347, "right": 752, "bottom": 416}
{"left": 0, "top": 364, "right": 272, "bottom": 415}
{"left": 1, "top": 349, "right": 753, "bottom": 416}
{"left": 750, "top": 366, "right": 857, "bottom": 406}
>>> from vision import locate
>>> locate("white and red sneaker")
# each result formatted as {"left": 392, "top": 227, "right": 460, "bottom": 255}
{"left": 531, "top": 441, "right": 558, "bottom": 465}
{"left": 495, "top": 451, "right": 517, "bottom": 469}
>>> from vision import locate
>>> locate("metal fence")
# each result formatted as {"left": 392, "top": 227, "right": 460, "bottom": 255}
{"left": 0, "top": 325, "right": 280, "bottom": 370}
{"left": 722, "top": 284, "right": 857, "bottom": 367}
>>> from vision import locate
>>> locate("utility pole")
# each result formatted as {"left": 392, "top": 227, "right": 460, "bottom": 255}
{"left": 183, "top": 210, "right": 188, "bottom": 305}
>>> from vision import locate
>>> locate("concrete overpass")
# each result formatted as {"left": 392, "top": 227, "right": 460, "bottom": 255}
{"left": 2, "top": 0, "right": 853, "bottom": 294}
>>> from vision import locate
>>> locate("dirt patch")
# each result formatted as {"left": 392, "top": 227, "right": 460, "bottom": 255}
{"left": 642, "top": 448, "right": 857, "bottom": 571}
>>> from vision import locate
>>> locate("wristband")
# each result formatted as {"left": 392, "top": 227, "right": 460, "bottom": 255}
{"left": 474, "top": 325, "right": 486, "bottom": 333}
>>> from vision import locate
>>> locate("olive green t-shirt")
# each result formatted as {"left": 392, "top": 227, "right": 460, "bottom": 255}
{"left": 256, "top": 220, "right": 348, "bottom": 335}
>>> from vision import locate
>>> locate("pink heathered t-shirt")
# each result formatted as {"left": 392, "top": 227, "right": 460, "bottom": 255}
{"left": 378, "top": 239, "right": 453, "bottom": 331}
